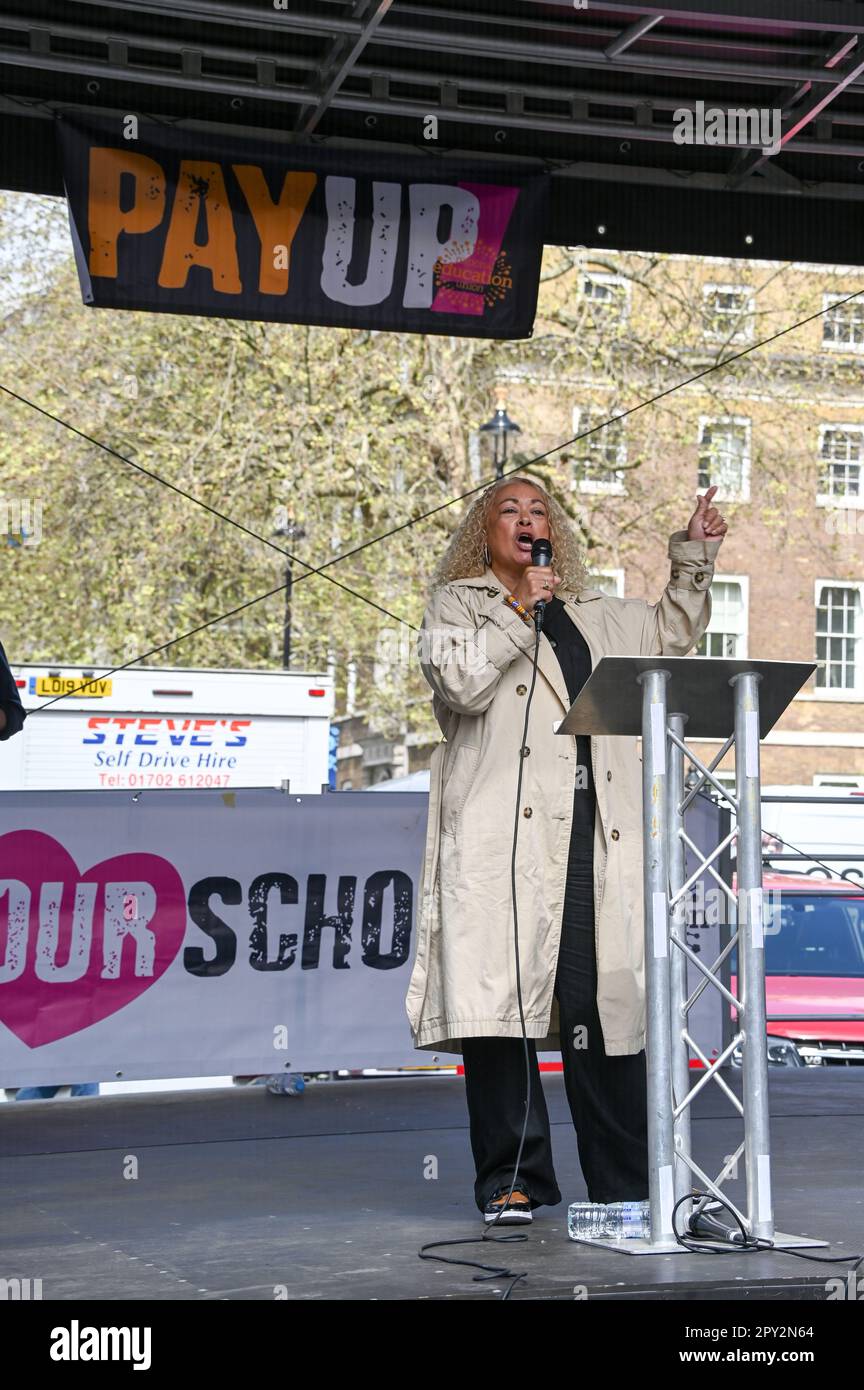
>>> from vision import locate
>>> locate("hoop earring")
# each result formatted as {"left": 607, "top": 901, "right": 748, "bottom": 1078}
{"left": 483, "top": 543, "right": 491, "bottom": 566}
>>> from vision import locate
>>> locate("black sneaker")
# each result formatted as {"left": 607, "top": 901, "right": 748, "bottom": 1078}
{"left": 483, "top": 1184, "right": 534, "bottom": 1225}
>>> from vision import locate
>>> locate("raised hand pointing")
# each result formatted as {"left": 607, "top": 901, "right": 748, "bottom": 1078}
{"left": 687, "top": 484, "right": 728, "bottom": 542}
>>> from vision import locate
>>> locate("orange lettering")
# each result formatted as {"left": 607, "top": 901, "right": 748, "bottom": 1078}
{"left": 232, "top": 166, "right": 316, "bottom": 294}
{"left": 158, "top": 161, "right": 241, "bottom": 293}
{"left": 88, "top": 148, "right": 166, "bottom": 279}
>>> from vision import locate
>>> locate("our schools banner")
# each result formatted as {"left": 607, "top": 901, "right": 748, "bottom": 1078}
{"left": 56, "top": 116, "right": 549, "bottom": 339}
{"left": 0, "top": 789, "right": 433, "bottom": 1083}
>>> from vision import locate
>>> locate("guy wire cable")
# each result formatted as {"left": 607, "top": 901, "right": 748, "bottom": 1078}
{"left": 692, "top": 787, "right": 862, "bottom": 886}
{"left": 6, "top": 261, "right": 863, "bottom": 1294}
{"left": 6, "top": 282, "right": 864, "bottom": 712}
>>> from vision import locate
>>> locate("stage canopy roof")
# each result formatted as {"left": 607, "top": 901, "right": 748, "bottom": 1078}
{"left": 3, "top": 0, "right": 864, "bottom": 264}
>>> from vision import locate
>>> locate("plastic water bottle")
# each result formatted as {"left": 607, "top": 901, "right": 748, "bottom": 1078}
{"left": 567, "top": 1202, "right": 609, "bottom": 1240}
{"left": 603, "top": 1200, "right": 650, "bottom": 1240}
{"left": 266, "top": 1073, "right": 305, "bottom": 1096}
{"left": 567, "top": 1199, "right": 650, "bottom": 1241}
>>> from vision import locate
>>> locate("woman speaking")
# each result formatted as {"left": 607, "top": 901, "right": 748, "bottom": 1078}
{"left": 405, "top": 474, "right": 727, "bottom": 1224}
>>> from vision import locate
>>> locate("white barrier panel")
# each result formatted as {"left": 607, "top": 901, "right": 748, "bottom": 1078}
{"left": 0, "top": 788, "right": 726, "bottom": 1085}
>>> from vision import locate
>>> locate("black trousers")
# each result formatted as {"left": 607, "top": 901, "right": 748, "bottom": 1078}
{"left": 461, "top": 823, "right": 649, "bottom": 1213}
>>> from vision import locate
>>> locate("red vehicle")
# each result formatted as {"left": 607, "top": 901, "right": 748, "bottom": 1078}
{"left": 730, "top": 872, "right": 864, "bottom": 1066}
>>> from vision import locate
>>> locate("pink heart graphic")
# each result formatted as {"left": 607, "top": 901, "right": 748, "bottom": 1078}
{"left": 0, "top": 830, "right": 187, "bottom": 1047}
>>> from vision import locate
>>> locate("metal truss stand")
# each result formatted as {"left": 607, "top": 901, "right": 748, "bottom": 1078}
{"left": 559, "top": 656, "right": 829, "bottom": 1255}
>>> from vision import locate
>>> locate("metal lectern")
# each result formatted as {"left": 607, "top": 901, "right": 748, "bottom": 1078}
{"left": 558, "top": 655, "right": 829, "bottom": 1255}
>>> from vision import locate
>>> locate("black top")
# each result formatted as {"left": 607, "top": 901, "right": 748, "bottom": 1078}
{"left": 540, "top": 596, "right": 596, "bottom": 846}
{"left": 0, "top": 639, "right": 26, "bottom": 742}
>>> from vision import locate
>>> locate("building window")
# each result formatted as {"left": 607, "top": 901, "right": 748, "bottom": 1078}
{"left": 694, "top": 577, "right": 748, "bottom": 658}
{"left": 815, "top": 583, "right": 863, "bottom": 692}
{"left": 683, "top": 768, "right": 736, "bottom": 797}
{"left": 581, "top": 271, "right": 629, "bottom": 324}
{"left": 589, "top": 568, "right": 625, "bottom": 597}
{"left": 817, "top": 425, "right": 863, "bottom": 505}
{"left": 702, "top": 284, "right": 754, "bottom": 341}
{"left": 697, "top": 417, "right": 750, "bottom": 501}
{"left": 710, "top": 771, "right": 737, "bottom": 794}
{"left": 823, "top": 293, "right": 864, "bottom": 350}
{"left": 569, "top": 405, "right": 627, "bottom": 494}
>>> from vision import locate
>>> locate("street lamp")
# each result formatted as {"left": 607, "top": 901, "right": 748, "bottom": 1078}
{"left": 479, "top": 394, "right": 522, "bottom": 478}
{"left": 273, "top": 514, "right": 307, "bottom": 668}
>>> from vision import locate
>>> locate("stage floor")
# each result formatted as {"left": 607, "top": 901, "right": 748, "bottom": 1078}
{"left": 2, "top": 1069, "right": 862, "bottom": 1301}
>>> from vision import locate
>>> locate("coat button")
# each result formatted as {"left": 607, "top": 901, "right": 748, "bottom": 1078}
{"left": 611, "top": 828, "right": 620, "bottom": 840}
{"left": 671, "top": 569, "right": 680, "bottom": 579}
{"left": 520, "top": 746, "right": 531, "bottom": 757}
{"left": 607, "top": 770, "right": 612, "bottom": 781}
{"left": 523, "top": 806, "right": 533, "bottom": 818}
{"left": 516, "top": 684, "right": 527, "bottom": 695}
{"left": 486, "top": 587, "right": 498, "bottom": 596}
{"left": 695, "top": 572, "right": 705, "bottom": 582}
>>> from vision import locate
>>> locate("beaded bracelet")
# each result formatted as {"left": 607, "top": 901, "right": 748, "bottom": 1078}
{"left": 503, "top": 592, "right": 534, "bottom": 626}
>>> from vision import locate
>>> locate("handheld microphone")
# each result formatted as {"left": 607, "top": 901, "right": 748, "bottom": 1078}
{"left": 531, "top": 537, "right": 553, "bottom": 630}
{"left": 686, "top": 1209, "right": 746, "bottom": 1245}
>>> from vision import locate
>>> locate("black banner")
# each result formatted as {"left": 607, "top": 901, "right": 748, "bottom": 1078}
{"left": 56, "top": 115, "right": 549, "bottom": 339}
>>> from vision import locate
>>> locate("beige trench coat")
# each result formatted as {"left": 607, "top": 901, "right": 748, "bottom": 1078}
{"left": 405, "top": 530, "right": 723, "bottom": 1058}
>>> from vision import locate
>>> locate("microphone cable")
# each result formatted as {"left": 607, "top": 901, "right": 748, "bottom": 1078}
{"left": 417, "top": 605, "right": 546, "bottom": 1299}
{"left": 419, "top": 616, "right": 864, "bottom": 1294}
{"left": 672, "top": 1189, "right": 863, "bottom": 1274}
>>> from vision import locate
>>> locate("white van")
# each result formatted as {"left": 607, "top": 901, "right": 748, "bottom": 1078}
{"left": 732, "top": 785, "right": 864, "bottom": 886}
{"left": 1, "top": 663, "right": 333, "bottom": 793}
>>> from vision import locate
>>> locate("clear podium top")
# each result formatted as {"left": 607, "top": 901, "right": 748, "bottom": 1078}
{"left": 556, "top": 656, "right": 816, "bottom": 739}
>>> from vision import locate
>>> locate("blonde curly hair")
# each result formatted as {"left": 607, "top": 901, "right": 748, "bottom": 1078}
{"left": 427, "top": 473, "right": 590, "bottom": 599}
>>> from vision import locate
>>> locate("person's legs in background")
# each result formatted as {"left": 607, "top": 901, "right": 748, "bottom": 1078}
{"left": 554, "top": 843, "right": 650, "bottom": 1205}
{"left": 13, "top": 1083, "right": 100, "bottom": 1100}
{"left": 461, "top": 1036, "right": 563, "bottom": 1213}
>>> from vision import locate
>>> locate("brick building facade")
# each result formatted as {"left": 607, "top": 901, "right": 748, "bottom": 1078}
{"left": 336, "top": 252, "right": 864, "bottom": 792}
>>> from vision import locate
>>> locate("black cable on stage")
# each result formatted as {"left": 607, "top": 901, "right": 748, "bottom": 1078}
{"left": 416, "top": 644, "right": 863, "bottom": 1294}
{"left": 6, "top": 282, "right": 864, "bottom": 717}
{"left": 672, "top": 1189, "right": 864, "bottom": 1269}
{"left": 659, "top": 789, "right": 864, "bottom": 1266}
{"left": 417, "top": 610, "right": 544, "bottom": 1299}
